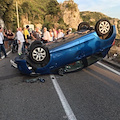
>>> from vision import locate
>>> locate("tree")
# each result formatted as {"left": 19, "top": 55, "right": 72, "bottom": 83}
{"left": 47, "top": 0, "right": 61, "bottom": 16}
{"left": 0, "top": 0, "right": 14, "bottom": 29}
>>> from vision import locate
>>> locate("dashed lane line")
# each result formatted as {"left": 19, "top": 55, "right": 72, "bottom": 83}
{"left": 97, "top": 62, "right": 120, "bottom": 76}
{"left": 1, "top": 50, "right": 11, "bottom": 59}
{"left": 50, "top": 75, "right": 77, "bottom": 120}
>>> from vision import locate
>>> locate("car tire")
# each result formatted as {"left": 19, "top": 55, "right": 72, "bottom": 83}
{"left": 77, "top": 22, "right": 90, "bottom": 31}
{"left": 29, "top": 40, "right": 42, "bottom": 48}
{"left": 95, "top": 19, "right": 112, "bottom": 38}
{"left": 29, "top": 43, "right": 50, "bottom": 64}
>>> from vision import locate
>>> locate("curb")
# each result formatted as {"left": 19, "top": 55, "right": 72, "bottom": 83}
{"left": 102, "top": 58, "right": 120, "bottom": 69}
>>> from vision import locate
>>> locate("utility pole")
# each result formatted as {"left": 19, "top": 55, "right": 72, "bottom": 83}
{"left": 16, "top": 1, "right": 20, "bottom": 28}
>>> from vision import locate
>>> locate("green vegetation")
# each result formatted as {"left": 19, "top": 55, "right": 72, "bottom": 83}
{"left": 47, "top": 0, "right": 61, "bottom": 16}
{"left": 80, "top": 11, "right": 120, "bottom": 39}
{"left": 65, "top": 3, "right": 77, "bottom": 11}
{"left": 0, "top": 0, "right": 68, "bottom": 31}
{"left": 80, "top": 11, "right": 112, "bottom": 26}
{"left": 43, "top": 0, "right": 67, "bottom": 29}
{"left": 0, "top": 0, "right": 120, "bottom": 36}
{"left": 0, "top": 0, "right": 15, "bottom": 29}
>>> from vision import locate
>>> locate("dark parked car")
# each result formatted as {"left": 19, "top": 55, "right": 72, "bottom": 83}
{"left": 11, "top": 19, "right": 116, "bottom": 76}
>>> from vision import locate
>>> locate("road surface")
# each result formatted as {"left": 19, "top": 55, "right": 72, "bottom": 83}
{"left": 0, "top": 52, "right": 120, "bottom": 120}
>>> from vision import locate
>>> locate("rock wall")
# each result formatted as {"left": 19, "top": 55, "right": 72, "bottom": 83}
{"left": 21, "top": 15, "right": 42, "bottom": 29}
{"left": 60, "top": 0, "right": 83, "bottom": 29}
{"left": 0, "top": 18, "right": 4, "bottom": 28}
{"left": 110, "top": 18, "right": 119, "bottom": 34}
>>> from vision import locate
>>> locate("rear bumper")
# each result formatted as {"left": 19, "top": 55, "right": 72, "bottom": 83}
{"left": 10, "top": 60, "right": 18, "bottom": 68}
{"left": 11, "top": 58, "right": 33, "bottom": 75}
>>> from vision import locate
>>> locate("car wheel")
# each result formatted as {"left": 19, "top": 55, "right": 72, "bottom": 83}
{"left": 77, "top": 22, "right": 90, "bottom": 31}
{"left": 29, "top": 40, "right": 42, "bottom": 49}
{"left": 95, "top": 19, "right": 112, "bottom": 38}
{"left": 29, "top": 44, "right": 50, "bottom": 64}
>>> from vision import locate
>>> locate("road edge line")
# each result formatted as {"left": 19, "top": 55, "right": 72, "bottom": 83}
{"left": 1, "top": 50, "right": 12, "bottom": 59}
{"left": 97, "top": 62, "right": 120, "bottom": 76}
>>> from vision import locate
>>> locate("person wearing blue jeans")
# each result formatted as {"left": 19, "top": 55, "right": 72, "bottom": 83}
{"left": 0, "top": 27, "right": 7, "bottom": 60}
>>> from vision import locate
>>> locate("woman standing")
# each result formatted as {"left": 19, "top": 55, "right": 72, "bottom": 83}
{"left": 49, "top": 29, "right": 54, "bottom": 42}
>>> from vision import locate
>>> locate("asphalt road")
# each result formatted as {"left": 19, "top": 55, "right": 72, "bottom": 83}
{"left": 0, "top": 52, "right": 120, "bottom": 120}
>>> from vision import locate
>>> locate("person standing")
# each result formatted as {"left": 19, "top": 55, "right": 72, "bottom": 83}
{"left": 61, "top": 29, "right": 65, "bottom": 37}
{"left": 23, "top": 25, "right": 30, "bottom": 47}
{"left": 57, "top": 29, "right": 64, "bottom": 39}
{"left": 31, "top": 27, "right": 41, "bottom": 41}
{"left": 49, "top": 29, "right": 54, "bottom": 42}
{"left": 17, "top": 27, "right": 25, "bottom": 56}
{"left": 42, "top": 27, "right": 50, "bottom": 43}
{"left": 3, "top": 29, "right": 8, "bottom": 49}
{"left": 53, "top": 28, "right": 58, "bottom": 40}
{"left": 0, "top": 27, "right": 7, "bottom": 60}
{"left": 66, "top": 28, "right": 72, "bottom": 35}
{"left": 7, "top": 29, "right": 15, "bottom": 49}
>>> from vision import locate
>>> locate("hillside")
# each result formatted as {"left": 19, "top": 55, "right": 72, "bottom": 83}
{"left": 60, "top": 0, "right": 82, "bottom": 29}
{"left": 80, "top": 11, "right": 120, "bottom": 59}
{"left": 0, "top": 0, "right": 64, "bottom": 30}
{"left": 15, "top": 0, "right": 60, "bottom": 28}
{"left": 80, "top": 11, "right": 112, "bottom": 26}
{"left": 0, "top": 0, "right": 120, "bottom": 38}
{"left": 80, "top": 11, "right": 120, "bottom": 38}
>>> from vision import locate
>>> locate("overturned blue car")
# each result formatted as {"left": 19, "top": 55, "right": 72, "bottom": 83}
{"left": 11, "top": 19, "right": 116, "bottom": 76}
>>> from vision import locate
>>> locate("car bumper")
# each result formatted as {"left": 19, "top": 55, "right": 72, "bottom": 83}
{"left": 10, "top": 58, "right": 38, "bottom": 75}
{"left": 10, "top": 60, "right": 18, "bottom": 68}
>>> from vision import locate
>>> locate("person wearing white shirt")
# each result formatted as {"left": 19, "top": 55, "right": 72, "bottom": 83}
{"left": 17, "top": 27, "right": 25, "bottom": 55}
{"left": 61, "top": 29, "right": 65, "bottom": 37}
{"left": 49, "top": 29, "right": 54, "bottom": 42}
{"left": 42, "top": 27, "right": 50, "bottom": 43}
{"left": 53, "top": 28, "right": 57, "bottom": 40}
{"left": 0, "top": 27, "right": 7, "bottom": 60}
{"left": 57, "top": 29, "right": 64, "bottom": 39}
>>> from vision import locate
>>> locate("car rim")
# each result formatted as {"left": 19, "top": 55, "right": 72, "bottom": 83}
{"left": 32, "top": 47, "right": 46, "bottom": 62}
{"left": 99, "top": 21, "right": 110, "bottom": 34}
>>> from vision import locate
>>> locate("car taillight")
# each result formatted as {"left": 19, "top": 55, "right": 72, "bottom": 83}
{"left": 112, "top": 39, "right": 115, "bottom": 46}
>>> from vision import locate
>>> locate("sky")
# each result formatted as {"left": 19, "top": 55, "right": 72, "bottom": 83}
{"left": 57, "top": 0, "right": 120, "bottom": 19}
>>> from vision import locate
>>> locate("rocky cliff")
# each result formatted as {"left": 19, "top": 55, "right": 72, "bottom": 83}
{"left": 80, "top": 11, "right": 120, "bottom": 38}
{"left": 19, "top": 0, "right": 83, "bottom": 30}
{"left": 0, "top": 18, "right": 4, "bottom": 28}
{"left": 60, "top": 0, "right": 83, "bottom": 29}
{"left": 1, "top": 0, "right": 120, "bottom": 37}
{"left": 60, "top": 1, "right": 120, "bottom": 38}
{"left": 111, "top": 19, "right": 120, "bottom": 38}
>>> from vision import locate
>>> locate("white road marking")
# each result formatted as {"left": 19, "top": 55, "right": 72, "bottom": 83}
{"left": 97, "top": 62, "right": 120, "bottom": 76}
{"left": 1, "top": 50, "right": 11, "bottom": 59}
{"left": 50, "top": 75, "right": 77, "bottom": 120}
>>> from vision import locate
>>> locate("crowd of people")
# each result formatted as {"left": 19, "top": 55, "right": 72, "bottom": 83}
{"left": 0, "top": 25, "right": 73, "bottom": 60}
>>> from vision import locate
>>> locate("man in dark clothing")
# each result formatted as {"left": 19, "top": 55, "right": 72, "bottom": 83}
{"left": 31, "top": 27, "right": 41, "bottom": 41}
{"left": 7, "top": 29, "right": 15, "bottom": 49}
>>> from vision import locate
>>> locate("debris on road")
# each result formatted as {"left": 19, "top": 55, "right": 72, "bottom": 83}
{"left": 25, "top": 77, "right": 45, "bottom": 83}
